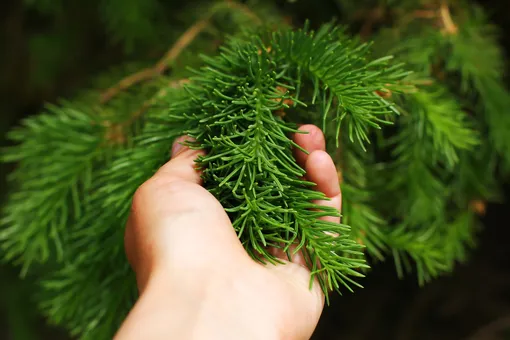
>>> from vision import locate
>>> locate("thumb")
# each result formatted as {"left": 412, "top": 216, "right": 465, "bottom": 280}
{"left": 126, "top": 136, "right": 246, "bottom": 292}
{"left": 152, "top": 136, "right": 204, "bottom": 184}
{"left": 125, "top": 136, "right": 205, "bottom": 290}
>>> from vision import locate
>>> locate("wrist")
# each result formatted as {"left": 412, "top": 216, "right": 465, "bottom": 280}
{"left": 145, "top": 264, "right": 283, "bottom": 340}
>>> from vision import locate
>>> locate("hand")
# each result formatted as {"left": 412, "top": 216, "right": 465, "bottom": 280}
{"left": 116, "top": 124, "right": 342, "bottom": 340}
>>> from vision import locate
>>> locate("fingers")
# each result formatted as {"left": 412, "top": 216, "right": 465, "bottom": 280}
{"left": 292, "top": 124, "right": 342, "bottom": 222}
{"left": 305, "top": 150, "right": 341, "bottom": 223}
{"left": 153, "top": 136, "right": 205, "bottom": 184}
{"left": 305, "top": 150, "right": 341, "bottom": 198}
{"left": 125, "top": 136, "right": 206, "bottom": 290}
{"left": 293, "top": 124, "right": 326, "bottom": 168}
{"left": 125, "top": 136, "right": 246, "bottom": 292}
{"left": 268, "top": 125, "right": 341, "bottom": 271}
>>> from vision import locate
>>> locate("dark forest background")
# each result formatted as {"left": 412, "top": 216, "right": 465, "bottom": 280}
{"left": 1, "top": 0, "right": 509, "bottom": 339}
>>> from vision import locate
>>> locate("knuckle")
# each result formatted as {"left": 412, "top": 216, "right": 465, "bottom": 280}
{"left": 131, "top": 175, "right": 185, "bottom": 211}
{"left": 131, "top": 177, "right": 167, "bottom": 211}
{"left": 131, "top": 180, "right": 152, "bottom": 210}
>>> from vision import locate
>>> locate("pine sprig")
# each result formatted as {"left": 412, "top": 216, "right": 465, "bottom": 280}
{"left": 0, "top": 104, "right": 106, "bottom": 273}
{"left": 337, "top": 131, "right": 389, "bottom": 263}
{"left": 377, "top": 86, "right": 481, "bottom": 282}
{"left": 341, "top": 184, "right": 388, "bottom": 262}
{"left": 269, "top": 22, "right": 413, "bottom": 146}
{"left": 40, "top": 255, "right": 137, "bottom": 339}
{"left": 386, "top": 210, "right": 478, "bottom": 285}
{"left": 0, "top": 66, "right": 168, "bottom": 273}
{"left": 401, "top": 87, "right": 480, "bottom": 167}
{"left": 444, "top": 6, "right": 510, "bottom": 167}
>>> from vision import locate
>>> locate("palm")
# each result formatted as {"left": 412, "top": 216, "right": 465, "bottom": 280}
{"left": 121, "top": 124, "right": 340, "bottom": 339}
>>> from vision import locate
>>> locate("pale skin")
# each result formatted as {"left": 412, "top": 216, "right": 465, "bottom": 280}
{"left": 115, "top": 124, "right": 342, "bottom": 340}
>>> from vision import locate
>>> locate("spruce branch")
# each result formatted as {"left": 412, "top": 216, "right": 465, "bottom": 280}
{"left": 407, "top": 88, "right": 479, "bottom": 166}
{"left": 268, "top": 23, "right": 412, "bottom": 147}
{"left": 335, "top": 129, "right": 389, "bottom": 261}
{"left": 37, "top": 120, "right": 189, "bottom": 338}
{"left": 453, "top": 142, "right": 499, "bottom": 210}
{"left": 0, "top": 61, "right": 176, "bottom": 272}
{"left": 387, "top": 211, "right": 477, "bottom": 284}
{"left": 375, "top": 87, "right": 482, "bottom": 281}
{"left": 387, "top": 86, "right": 478, "bottom": 225}
{"left": 444, "top": 6, "right": 510, "bottom": 166}
{"left": 342, "top": 184, "right": 388, "bottom": 261}
{"left": 0, "top": 104, "right": 107, "bottom": 273}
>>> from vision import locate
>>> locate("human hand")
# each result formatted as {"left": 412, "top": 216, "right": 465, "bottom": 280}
{"left": 116, "top": 124, "right": 341, "bottom": 340}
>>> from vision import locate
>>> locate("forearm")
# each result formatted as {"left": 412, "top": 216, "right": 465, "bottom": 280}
{"left": 115, "top": 270, "right": 281, "bottom": 340}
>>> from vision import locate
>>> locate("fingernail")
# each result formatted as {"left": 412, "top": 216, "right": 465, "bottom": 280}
{"left": 171, "top": 136, "right": 188, "bottom": 157}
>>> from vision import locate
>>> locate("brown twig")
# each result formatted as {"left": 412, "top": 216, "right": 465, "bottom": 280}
{"left": 103, "top": 79, "right": 190, "bottom": 145}
{"left": 153, "top": 18, "right": 210, "bottom": 74}
{"left": 103, "top": 122, "right": 126, "bottom": 145}
{"left": 100, "top": 68, "right": 157, "bottom": 104}
{"left": 439, "top": 2, "right": 458, "bottom": 35}
{"left": 99, "top": 1, "right": 261, "bottom": 104}
{"left": 412, "top": 79, "right": 435, "bottom": 86}
{"left": 124, "top": 79, "right": 190, "bottom": 127}
{"left": 101, "top": 1, "right": 262, "bottom": 144}
{"left": 100, "top": 17, "right": 210, "bottom": 104}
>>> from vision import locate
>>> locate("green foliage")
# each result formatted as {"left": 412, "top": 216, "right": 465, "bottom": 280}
{"left": 1, "top": 104, "right": 106, "bottom": 273}
{"left": 445, "top": 7, "right": 510, "bottom": 168}
{"left": 99, "top": 0, "right": 161, "bottom": 51}
{"left": 357, "top": 1, "right": 508, "bottom": 285}
{"left": 2, "top": 0, "right": 510, "bottom": 339}
{"left": 397, "top": 87, "right": 479, "bottom": 167}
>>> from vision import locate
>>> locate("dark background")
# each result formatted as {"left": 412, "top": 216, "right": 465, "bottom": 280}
{"left": 1, "top": 0, "right": 509, "bottom": 339}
